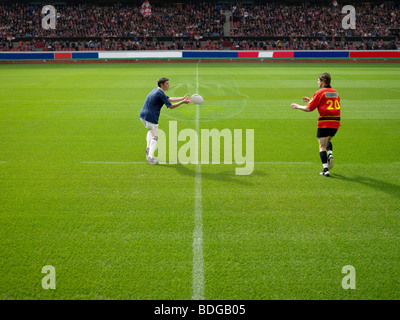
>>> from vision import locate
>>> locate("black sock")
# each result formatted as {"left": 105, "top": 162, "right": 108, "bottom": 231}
{"left": 319, "top": 151, "right": 328, "bottom": 171}
{"left": 327, "top": 142, "right": 333, "bottom": 158}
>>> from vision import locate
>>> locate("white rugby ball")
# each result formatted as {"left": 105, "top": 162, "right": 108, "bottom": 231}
{"left": 191, "top": 94, "right": 204, "bottom": 105}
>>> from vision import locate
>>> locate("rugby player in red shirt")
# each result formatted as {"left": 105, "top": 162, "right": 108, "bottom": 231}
{"left": 291, "top": 72, "right": 340, "bottom": 177}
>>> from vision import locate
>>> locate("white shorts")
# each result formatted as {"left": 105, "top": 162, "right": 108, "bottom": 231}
{"left": 140, "top": 118, "right": 158, "bottom": 130}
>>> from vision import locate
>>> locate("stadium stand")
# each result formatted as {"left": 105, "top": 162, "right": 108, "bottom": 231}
{"left": 230, "top": 3, "right": 399, "bottom": 37}
{"left": 0, "top": 1, "right": 399, "bottom": 51}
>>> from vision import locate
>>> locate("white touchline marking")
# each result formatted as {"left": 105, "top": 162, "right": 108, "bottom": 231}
{"left": 81, "top": 161, "right": 313, "bottom": 165}
{"left": 192, "top": 62, "right": 204, "bottom": 300}
{"left": 255, "top": 161, "right": 313, "bottom": 164}
{"left": 81, "top": 161, "right": 143, "bottom": 164}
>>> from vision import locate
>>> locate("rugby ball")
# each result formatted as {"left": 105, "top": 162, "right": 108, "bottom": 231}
{"left": 191, "top": 94, "right": 204, "bottom": 105}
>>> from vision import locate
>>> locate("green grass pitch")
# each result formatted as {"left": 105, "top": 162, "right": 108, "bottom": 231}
{"left": 0, "top": 62, "right": 399, "bottom": 300}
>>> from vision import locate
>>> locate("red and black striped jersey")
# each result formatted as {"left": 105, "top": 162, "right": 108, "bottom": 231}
{"left": 307, "top": 86, "right": 341, "bottom": 129}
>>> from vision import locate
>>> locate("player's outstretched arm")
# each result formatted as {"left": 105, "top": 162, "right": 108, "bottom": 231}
{"left": 169, "top": 94, "right": 189, "bottom": 102}
{"left": 170, "top": 96, "right": 191, "bottom": 109}
{"left": 291, "top": 103, "right": 311, "bottom": 112}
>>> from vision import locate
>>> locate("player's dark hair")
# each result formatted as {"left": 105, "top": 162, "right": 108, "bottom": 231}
{"left": 157, "top": 77, "right": 169, "bottom": 87}
{"left": 319, "top": 73, "right": 331, "bottom": 86}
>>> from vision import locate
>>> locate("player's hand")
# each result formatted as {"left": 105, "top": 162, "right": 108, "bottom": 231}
{"left": 291, "top": 103, "right": 299, "bottom": 109}
{"left": 302, "top": 96, "right": 310, "bottom": 103}
{"left": 183, "top": 96, "right": 192, "bottom": 104}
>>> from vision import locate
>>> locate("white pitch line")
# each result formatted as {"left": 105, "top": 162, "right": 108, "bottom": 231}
{"left": 255, "top": 161, "right": 313, "bottom": 164}
{"left": 80, "top": 161, "right": 400, "bottom": 166}
{"left": 192, "top": 62, "right": 204, "bottom": 300}
{"left": 81, "top": 161, "right": 143, "bottom": 164}
{"left": 81, "top": 161, "right": 314, "bottom": 165}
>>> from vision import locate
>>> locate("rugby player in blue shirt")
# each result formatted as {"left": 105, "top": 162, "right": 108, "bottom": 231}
{"left": 140, "top": 77, "right": 192, "bottom": 164}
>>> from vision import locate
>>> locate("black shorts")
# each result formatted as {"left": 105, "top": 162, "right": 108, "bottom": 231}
{"left": 317, "top": 128, "right": 338, "bottom": 138}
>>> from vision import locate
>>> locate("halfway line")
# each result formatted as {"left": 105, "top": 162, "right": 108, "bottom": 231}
{"left": 192, "top": 62, "right": 204, "bottom": 300}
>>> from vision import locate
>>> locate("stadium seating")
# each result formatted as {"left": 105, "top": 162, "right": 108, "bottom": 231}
{"left": 0, "top": 2, "right": 398, "bottom": 51}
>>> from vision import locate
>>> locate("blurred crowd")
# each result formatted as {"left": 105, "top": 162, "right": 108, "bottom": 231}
{"left": 230, "top": 3, "right": 399, "bottom": 37}
{"left": 0, "top": 2, "right": 225, "bottom": 38}
{"left": 0, "top": 2, "right": 399, "bottom": 51}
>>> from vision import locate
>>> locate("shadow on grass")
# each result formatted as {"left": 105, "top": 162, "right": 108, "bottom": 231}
{"left": 162, "top": 163, "right": 263, "bottom": 185}
{"left": 331, "top": 173, "right": 400, "bottom": 198}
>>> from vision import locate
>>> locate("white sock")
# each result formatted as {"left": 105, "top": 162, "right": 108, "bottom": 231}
{"left": 323, "top": 163, "right": 329, "bottom": 170}
{"left": 149, "top": 137, "right": 157, "bottom": 158}
{"left": 327, "top": 150, "right": 333, "bottom": 157}
{"left": 146, "top": 131, "right": 151, "bottom": 149}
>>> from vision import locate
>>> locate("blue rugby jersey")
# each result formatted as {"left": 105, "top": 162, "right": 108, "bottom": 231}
{"left": 139, "top": 88, "right": 172, "bottom": 124}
